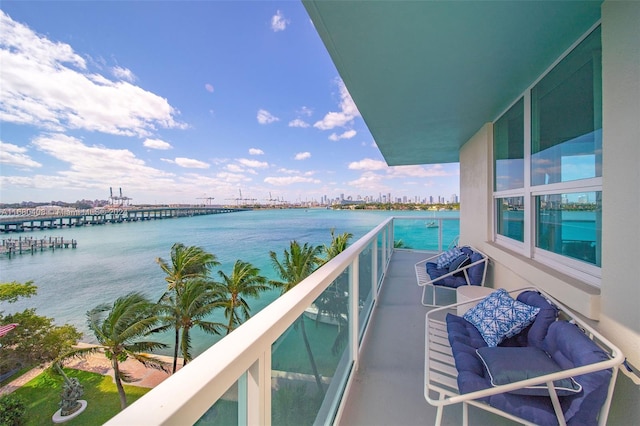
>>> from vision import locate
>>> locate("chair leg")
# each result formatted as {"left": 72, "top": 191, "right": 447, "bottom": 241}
{"left": 435, "top": 394, "right": 445, "bottom": 426}
{"left": 462, "top": 402, "right": 469, "bottom": 426}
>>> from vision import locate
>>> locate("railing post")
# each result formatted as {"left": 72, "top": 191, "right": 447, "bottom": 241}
{"left": 372, "top": 239, "right": 378, "bottom": 297}
{"left": 349, "top": 258, "right": 360, "bottom": 366}
{"left": 239, "top": 351, "right": 271, "bottom": 426}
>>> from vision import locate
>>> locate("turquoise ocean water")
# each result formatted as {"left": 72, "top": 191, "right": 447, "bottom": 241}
{"left": 0, "top": 208, "right": 459, "bottom": 356}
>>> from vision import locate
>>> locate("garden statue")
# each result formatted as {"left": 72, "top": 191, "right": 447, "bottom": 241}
{"left": 59, "top": 377, "right": 84, "bottom": 416}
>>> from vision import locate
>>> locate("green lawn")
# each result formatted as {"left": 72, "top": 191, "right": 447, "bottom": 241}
{"left": 10, "top": 368, "right": 150, "bottom": 425}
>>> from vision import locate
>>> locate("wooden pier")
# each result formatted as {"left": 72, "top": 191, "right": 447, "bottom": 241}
{"left": 1, "top": 236, "right": 77, "bottom": 256}
{"left": 0, "top": 206, "right": 249, "bottom": 233}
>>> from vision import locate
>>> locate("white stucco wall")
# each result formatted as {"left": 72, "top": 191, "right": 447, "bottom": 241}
{"left": 599, "top": 0, "right": 640, "bottom": 369}
{"left": 459, "top": 123, "right": 492, "bottom": 247}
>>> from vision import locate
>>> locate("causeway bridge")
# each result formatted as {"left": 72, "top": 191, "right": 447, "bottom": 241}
{"left": 0, "top": 206, "right": 250, "bottom": 233}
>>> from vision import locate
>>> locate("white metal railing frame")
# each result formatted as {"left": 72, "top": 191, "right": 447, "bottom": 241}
{"left": 106, "top": 217, "right": 395, "bottom": 425}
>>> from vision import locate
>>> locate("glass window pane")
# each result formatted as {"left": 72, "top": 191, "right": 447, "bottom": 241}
{"left": 535, "top": 192, "right": 601, "bottom": 266}
{"left": 494, "top": 98, "right": 524, "bottom": 191}
{"left": 496, "top": 197, "right": 524, "bottom": 242}
{"left": 531, "top": 27, "right": 602, "bottom": 186}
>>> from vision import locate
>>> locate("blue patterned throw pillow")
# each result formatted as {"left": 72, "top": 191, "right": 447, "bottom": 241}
{"left": 463, "top": 289, "right": 540, "bottom": 347}
{"left": 436, "top": 246, "right": 463, "bottom": 269}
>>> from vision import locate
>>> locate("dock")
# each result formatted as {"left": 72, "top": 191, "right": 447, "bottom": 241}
{"left": 1, "top": 236, "right": 77, "bottom": 256}
{"left": 0, "top": 206, "right": 249, "bottom": 233}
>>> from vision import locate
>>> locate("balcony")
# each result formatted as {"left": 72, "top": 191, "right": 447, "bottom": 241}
{"left": 105, "top": 217, "right": 632, "bottom": 425}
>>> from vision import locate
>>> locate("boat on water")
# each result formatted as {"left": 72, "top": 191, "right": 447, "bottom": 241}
{"left": 426, "top": 212, "right": 439, "bottom": 228}
{"left": 303, "top": 305, "right": 346, "bottom": 326}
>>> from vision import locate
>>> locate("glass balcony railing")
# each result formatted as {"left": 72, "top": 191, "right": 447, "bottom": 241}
{"left": 105, "top": 217, "right": 459, "bottom": 425}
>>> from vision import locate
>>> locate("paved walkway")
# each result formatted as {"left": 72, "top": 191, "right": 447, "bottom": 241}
{"left": 0, "top": 365, "right": 49, "bottom": 396}
{"left": 0, "top": 344, "right": 182, "bottom": 396}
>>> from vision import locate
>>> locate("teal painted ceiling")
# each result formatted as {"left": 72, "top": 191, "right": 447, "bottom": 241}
{"left": 304, "top": 0, "right": 602, "bottom": 166}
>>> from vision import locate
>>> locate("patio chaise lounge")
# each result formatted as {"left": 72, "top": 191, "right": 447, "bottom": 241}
{"left": 424, "top": 287, "right": 624, "bottom": 426}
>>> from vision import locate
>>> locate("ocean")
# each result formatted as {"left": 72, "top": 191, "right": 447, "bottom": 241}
{"left": 0, "top": 208, "right": 459, "bottom": 356}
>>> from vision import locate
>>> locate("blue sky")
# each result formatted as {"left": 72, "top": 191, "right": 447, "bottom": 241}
{"left": 0, "top": 1, "right": 459, "bottom": 205}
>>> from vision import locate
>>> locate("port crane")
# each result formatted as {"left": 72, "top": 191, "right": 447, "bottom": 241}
{"left": 225, "top": 189, "right": 256, "bottom": 206}
{"left": 196, "top": 196, "right": 215, "bottom": 206}
{"left": 109, "top": 187, "right": 132, "bottom": 206}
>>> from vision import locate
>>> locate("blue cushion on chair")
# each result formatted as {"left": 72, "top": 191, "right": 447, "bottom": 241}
{"left": 436, "top": 246, "right": 463, "bottom": 269}
{"left": 449, "top": 254, "right": 470, "bottom": 273}
{"left": 463, "top": 289, "right": 540, "bottom": 347}
{"left": 426, "top": 262, "right": 467, "bottom": 288}
{"left": 476, "top": 346, "right": 582, "bottom": 396}
{"left": 543, "top": 321, "right": 612, "bottom": 426}
{"left": 467, "top": 252, "right": 485, "bottom": 285}
{"left": 514, "top": 291, "right": 558, "bottom": 348}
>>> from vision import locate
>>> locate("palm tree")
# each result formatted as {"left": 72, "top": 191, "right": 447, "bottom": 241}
{"left": 157, "top": 280, "right": 226, "bottom": 371}
{"left": 156, "top": 243, "right": 219, "bottom": 292}
{"left": 61, "top": 292, "right": 168, "bottom": 410}
{"left": 216, "top": 260, "right": 269, "bottom": 335}
{"left": 316, "top": 229, "right": 353, "bottom": 354}
{"left": 322, "top": 228, "right": 354, "bottom": 264}
{"left": 156, "top": 243, "right": 219, "bottom": 370}
{"left": 269, "top": 241, "right": 324, "bottom": 394}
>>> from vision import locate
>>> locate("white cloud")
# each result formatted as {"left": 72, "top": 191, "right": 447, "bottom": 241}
{"left": 0, "top": 141, "right": 42, "bottom": 168}
{"left": 314, "top": 79, "right": 360, "bottom": 130}
{"left": 388, "top": 164, "right": 452, "bottom": 178}
{"left": 294, "top": 152, "right": 311, "bottom": 160}
{"left": 249, "top": 148, "right": 264, "bottom": 155}
{"left": 329, "top": 129, "right": 357, "bottom": 141}
{"left": 277, "top": 168, "right": 299, "bottom": 174}
{"left": 264, "top": 176, "right": 321, "bottom": 186}
{"left": 143, "top": 138, "right": 172, "bottom": 150}
{"left": 215, "top": 171, "right": 251, "bottom": 183}
{"left": 348, "top": 171, "right": 386, "bottom": 188}
{"left": 26, "top": 133, "right": 176, "bottom": 192}
{"left": 271, "top": 10, "right": 290, "bottom": 32}
{"left": 348, "top": 158, "right": 388, "bottom": 171}
{"left": 288, "top": 118, "right": 310, "bottom": 128}
{"left": 0, "top": 11, "right": 186, "bottom": 137}
{"left": 225, "top": 164, "right": 245, "bottom": 173}
{"left": 348, "top": 158, "right": 453, "bottom": 180}
{"left": 112, "top": 66, "right": 136, "bottom": 82}
{"left": 257, "top": 109, "right": 279, "bottom": 124}
{"left": 205, "top": 83, "right": 214, "bottom": 93}
{"left": 237, "top": 158, "right": 269, "bottom": 168}
{"left": 174, "top": 157, "right": 210, "bottom": 169}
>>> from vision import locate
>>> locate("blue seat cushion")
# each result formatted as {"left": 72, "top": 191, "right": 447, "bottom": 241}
{"left": 501, "top": 291, "right": 558, "bottom": 348}
{"left": 476, "top": 346, "right": 582, "bottom": 396}
{"left": 426, "top": 262, "right": 467, "bottom": 288}
{"left": 467, "top": 251, "right": 485, "bottom": 285}
{"left": 543, "top": 321, "right": 612, "bottom": 426}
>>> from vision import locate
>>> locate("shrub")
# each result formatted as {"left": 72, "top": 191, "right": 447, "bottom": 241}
{"left": 0, "top": 394, "right": 26, "bottom": 426}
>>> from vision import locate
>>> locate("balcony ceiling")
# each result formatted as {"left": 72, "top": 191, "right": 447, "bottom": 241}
{"left": 303, "top": 1, "right": 602, "bottom": 166}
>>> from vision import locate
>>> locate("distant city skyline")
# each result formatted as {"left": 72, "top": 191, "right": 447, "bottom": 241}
{"left": 0, "top": 2, "right": 459, "bottom": 205}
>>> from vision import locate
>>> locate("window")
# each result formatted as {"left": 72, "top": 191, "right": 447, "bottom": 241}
{"left": 531, "top": 27, "right": 602, "bottom": 186}
{"left": 494, "top": 98, "right": 524, "bottom": 191}
{"left": 535, "top": 192, "right": 601, "bottom": 267}
{"left": 493, "top": 25, "right": 602, "bottom": 284}
{"left": 496, "top": 197, "right": 524, "bottom": 242}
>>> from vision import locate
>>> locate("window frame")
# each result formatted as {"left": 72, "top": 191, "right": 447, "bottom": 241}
{"left": 492, "top": 22, "right": 602, "bottom": 287}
